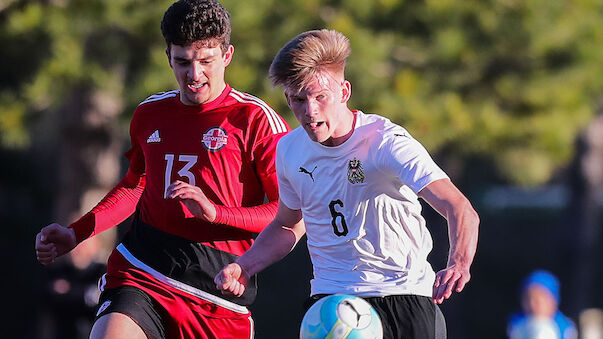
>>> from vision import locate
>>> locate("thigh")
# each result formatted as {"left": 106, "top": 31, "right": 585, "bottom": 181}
{"left": 94, "top": 286, "right": 166, "bottom": 339}
{"left": 365, "top": 295, "right": 437, "bottom": 339}
{"left": 91, "top": 312, "right": 147, "bottom": 339}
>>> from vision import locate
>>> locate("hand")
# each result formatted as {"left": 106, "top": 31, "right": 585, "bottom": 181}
{"left": 432, "top": 264, "right": 470, "bottom": 304}
{"left": 214, "top": 263, "right": 249, "bottom": 297}
{"left": 166, "top": 180, "right": 216, "bottom": 222}
{"left": 35, "top": 223, "right": 77, "bottom": 266}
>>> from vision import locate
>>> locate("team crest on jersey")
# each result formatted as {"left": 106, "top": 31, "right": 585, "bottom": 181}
{"left": 202, "top": 127, "right": 228, "bottom": 151}
{"left": 347, "top": 157, "right": 365, "bottom": 184}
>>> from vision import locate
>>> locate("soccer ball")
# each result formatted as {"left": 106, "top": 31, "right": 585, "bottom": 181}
{"left": 299, "top": 294, "right": 383, "bottom": 339}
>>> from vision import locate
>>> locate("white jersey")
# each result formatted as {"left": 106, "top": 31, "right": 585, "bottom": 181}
{"left": 276, "top": 111, "right": 448, "bottom": 298}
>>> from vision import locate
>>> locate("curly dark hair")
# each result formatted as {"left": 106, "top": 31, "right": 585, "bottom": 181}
{"left": 161, "top": 0, "right": 231, "bottom": 53}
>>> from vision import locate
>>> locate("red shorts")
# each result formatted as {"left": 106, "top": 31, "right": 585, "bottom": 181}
{"left": 96, "top": 252, "right": 254, "bottom": 339}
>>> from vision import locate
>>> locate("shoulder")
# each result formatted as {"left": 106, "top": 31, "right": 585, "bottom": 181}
{"left": 227, "top": 88, "right": 289, "bottom": 134}
{"left": 554, "top": 312, "right": 577, "bottom": 333}
{"left": 508, "top": 312, "right": 527, "bottom": 326}
{"left": 356, "top": 112, "right": 414, "bottom": 148}
{"left": 137, "top": 90, "right": 179, "bottom": 108}
{"left": 130, "top": 90, "right": 179, "bottom": 125}
{"left": 507, "top": 312, "right": 528, "bottom": 335}
{"left": 277, "top": 127, "right": 306, "bottom": 151}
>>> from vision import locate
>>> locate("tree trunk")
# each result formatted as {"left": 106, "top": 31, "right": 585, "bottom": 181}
{"left": 54, "top": 83, "right": 124, "bottom": 259}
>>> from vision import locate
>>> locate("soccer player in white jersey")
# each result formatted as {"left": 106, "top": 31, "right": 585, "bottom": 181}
{"left": 215, "top": 29, "right": 479, "bottom": 339}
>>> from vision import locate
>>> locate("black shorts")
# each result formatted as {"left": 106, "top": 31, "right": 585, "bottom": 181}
{"left": 95, "top": 286, "right": 166, "bottom": 339}
{"left": 305, "top": 294, "right": 447, "bottom": 339}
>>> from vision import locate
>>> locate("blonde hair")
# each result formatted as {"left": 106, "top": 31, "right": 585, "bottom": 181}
{"left": 269, "top": 29, "right": 351, "bottom": 93}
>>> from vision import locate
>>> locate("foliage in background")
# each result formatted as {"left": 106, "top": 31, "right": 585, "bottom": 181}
{"left": 1, "top": 0, "right": 602, "bottom": 186}
{"left": 1, "top": 1, "right": 602, "bottom": 338}
{"left": 225, "top": 0, "right": 603, "bottom": 186}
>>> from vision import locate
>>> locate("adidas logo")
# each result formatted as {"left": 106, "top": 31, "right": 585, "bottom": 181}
{"left": 147, "top": 130, "right": 161, "bottom": 143}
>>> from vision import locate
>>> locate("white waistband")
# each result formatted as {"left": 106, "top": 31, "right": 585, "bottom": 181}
{"left": 116, "top": 243, "right": 249, "bottom": 314}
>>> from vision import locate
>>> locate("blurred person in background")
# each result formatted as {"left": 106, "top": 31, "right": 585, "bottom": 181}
{"left": 34, "top": 0, "right": 289, "bottom": 338}
{"left": 508, "top": 270, "right": 578, "bottom": 339}
{"left": 37, "top": 233, "right": 114, "bottom": 339}
{"left": 579, "top": 308, "right": 603, "bottom": 339}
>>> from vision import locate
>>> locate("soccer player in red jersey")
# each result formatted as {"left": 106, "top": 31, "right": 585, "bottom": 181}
{"left": 34, "top": 1, "right": 289, "bottom": 338}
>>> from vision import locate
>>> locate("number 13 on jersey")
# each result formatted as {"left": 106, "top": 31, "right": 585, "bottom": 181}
{"left": 164, "top": 154, "right": 198, "bottom": 198}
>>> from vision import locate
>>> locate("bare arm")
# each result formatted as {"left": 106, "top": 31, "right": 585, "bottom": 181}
{"left": 214, "top": 200, "right": 305, "bottom": 296}
{"left": 418, "top": 178, "right": 479, "bottom": 304}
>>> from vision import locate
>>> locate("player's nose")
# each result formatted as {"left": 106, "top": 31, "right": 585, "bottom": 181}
{"left": 188, "top": 62, "right": 205, "bottom": 81}
{"left": 304, "top": 100, "right": 319, "bottom": 117}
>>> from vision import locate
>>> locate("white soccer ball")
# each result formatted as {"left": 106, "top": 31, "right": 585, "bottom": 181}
{"left": 300, "top": 294, "right": 383, "bottom": 339}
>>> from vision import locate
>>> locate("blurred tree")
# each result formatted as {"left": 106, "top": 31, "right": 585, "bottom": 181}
{"left": 2, "top": 0, "right": 601, "bottom": 193}
{"left": 1, "top": 0, "right": 602, "bottom": 338}
{"left": 0, "top": 0, "right": 176, "bottom": 221}
{"left": 564, "top": 110, "right": 603, "bottom": 317}
{"left": 0, "top": 3, "right": 174, "bottom": 335}
{"left": 221, "top": 0, "right": 603, "bottom": 186}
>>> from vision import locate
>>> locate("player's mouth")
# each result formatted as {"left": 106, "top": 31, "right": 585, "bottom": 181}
{"left": 188, "top": 82, "right": 208, "bottom": 93}
{"left": 307, "top": 121, "right": 325, "bottom": 130}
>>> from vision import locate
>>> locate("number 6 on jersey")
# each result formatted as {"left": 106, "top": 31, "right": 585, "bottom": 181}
{"left": 329, "top": 199, "right": 348, "bottom": 236}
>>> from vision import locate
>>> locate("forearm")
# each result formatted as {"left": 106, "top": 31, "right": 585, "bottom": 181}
{"left": 446, "top": 198, "right": 479, "bottom": 269}
{"left": 213, "top": 199, "right": 279, "bottom": 233}
{"left": 237, "top": 218, "right": 305, "bottom": 277}
{"left": 69, "top": 174, "right": 144, "bottom": 243}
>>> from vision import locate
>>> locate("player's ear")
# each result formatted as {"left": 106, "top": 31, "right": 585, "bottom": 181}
{"left": 222, "top": 45, "right": 234, "bottom": 67}
{"left": 341, "top": 80, "right": 351, "bottom": 103}
{"left": 284, "top": 89, "right": 295, "bottom": 109}
{"left": 284, "top": 92, "right": 293, "bottom": 109}
{"left": 166, "top": 46, "right": 173, "bottom": 68}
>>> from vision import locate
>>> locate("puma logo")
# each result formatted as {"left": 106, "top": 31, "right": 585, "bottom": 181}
{"left": 299, "top": 166, "right": 317, "bottom": 182}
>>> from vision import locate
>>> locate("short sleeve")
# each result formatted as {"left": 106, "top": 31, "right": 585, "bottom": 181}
{"left": 380, "top": 132, "right": 448, "bottom": 194}
{"left": 275, "top": 140, "right": 301, "bottom": 210}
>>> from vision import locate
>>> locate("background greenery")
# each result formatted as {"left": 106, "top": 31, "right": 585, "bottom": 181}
{"left": 1, "top": 0, "right": 602, "bottom": 338}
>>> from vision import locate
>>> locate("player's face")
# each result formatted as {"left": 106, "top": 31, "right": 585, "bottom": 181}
{"left": 168, "top": 40, "right": 234, "bottom": 106}
{"left": 286, "top": 72, "right": 353, "bottom": 146}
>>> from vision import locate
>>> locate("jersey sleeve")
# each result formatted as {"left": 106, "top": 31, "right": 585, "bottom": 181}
{"left": 212, "top": 200, "right": 278, "bottom": 233}
{"left": 212, "top": 105, "right": 290, "bottom": 233}
{"left": 380, "top": 130, "right": 448, "bottom": 194}
{"left": 275, "top": 137, "right": 301, "bottom": 210}
{"left": 68, "top": 118, "right": 146, "bottom": 243}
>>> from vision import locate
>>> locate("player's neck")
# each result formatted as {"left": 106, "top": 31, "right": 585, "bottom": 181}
{"left": 322, "top": 109, "right": 356, "bottom": 147}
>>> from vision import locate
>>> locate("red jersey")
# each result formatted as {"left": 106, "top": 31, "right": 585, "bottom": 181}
{"left": 69, "top": 85, "right": 289, "bottom": 312}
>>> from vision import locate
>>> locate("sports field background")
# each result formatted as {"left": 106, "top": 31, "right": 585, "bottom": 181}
{"left": 1, "top": 1, "right": 602, "bottom": 338}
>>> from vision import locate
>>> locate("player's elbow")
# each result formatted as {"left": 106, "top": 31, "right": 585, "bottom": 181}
{"left": 466, "top": 201, "right": 479, "bottom": 228}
